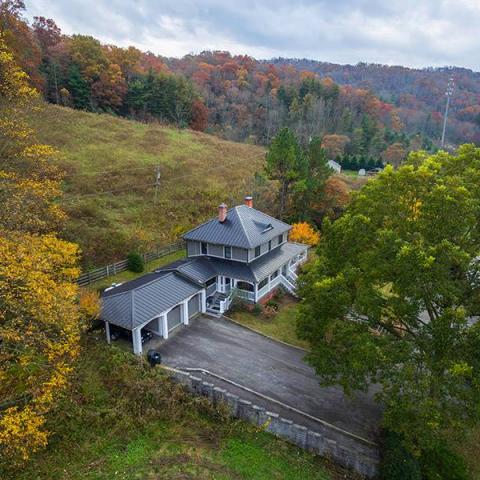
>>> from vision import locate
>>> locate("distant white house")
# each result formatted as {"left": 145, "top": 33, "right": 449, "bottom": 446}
{"left": 327, "top": 159, "right": 341, "bottom": 173}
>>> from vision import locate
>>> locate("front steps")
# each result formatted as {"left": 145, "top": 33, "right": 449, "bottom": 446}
{"left": 206, "top": 292, "right": 227, "bottom": 316}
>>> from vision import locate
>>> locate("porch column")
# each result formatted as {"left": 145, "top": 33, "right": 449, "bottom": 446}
{"left": 105, "top": 321, "right": 111, "bottom": 344}
{"left": 132, "top": 327, "right": 142, "bottom": 355}
{"left": 200, "top": 289, "right": 207, "bottom": 313}
{"left": 254, "top": 283, "right": 258, "bottom": 303}
{"left": 161, "top": 313, "right": 168, "bottom": 340}
{"left": 182, "top": 299, "right": 189, "bottom": 326}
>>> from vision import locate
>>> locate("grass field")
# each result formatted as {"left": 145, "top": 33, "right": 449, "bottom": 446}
{"left": 9, "top": 335, "right": 348, "bottom": 480}
{"left": 89, "top": 248, "right": 186, "bottom": 291}
{"left": 30, "top": 104, "right": 267, "bottom": 267}
{"left": 229, "top": 295, "right": 308, "bottom": 349}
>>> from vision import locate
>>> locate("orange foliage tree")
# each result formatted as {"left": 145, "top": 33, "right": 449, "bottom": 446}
{"left": 289, "top": 222, "right": 320, "bottom": 246}
{"left": 382, "top": 142, "right": 407, "bottom": 168}
{"left": 315, "top": 177, "right": 351, "bottom": 221}
{"left": 0, "top": 37, "right": 81, "bottom": 470}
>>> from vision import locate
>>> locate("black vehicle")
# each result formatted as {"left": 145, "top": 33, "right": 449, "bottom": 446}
{"left": 109, "top": 325, "right": 153, "bottom": 344}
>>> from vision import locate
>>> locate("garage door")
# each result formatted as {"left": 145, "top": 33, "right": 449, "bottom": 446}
{"left": 167, "top": 305, "right": 182, "bottom": 332}
{"left": 188, "top": 294, "right": 201, "bottom": 318}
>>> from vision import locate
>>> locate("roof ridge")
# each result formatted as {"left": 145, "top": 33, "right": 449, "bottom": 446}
{"left": 102, "top": 271, "right": 172, "bottom": 299}
{"left": 238, "top": 204, "right": 291, "bottom": 229}
{"left": 233, "top": 205, "right": 254, "bottom": 248}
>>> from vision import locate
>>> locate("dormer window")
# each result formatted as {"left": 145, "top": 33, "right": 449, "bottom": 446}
{"left": 268, "top": 240, "right": 272, "bottom": 251}
{"left": 254, "top": 245, "right": 261, "bottom": 258}
{"left": 224, "top": 246, "right": 231, "bottom": 259}
{"left": 201, "top": 242, "right": 208, "bottom": 255}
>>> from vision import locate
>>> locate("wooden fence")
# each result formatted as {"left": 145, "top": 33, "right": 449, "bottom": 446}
{"left": 77, "top": 240, "right": 185, "bottom": 287}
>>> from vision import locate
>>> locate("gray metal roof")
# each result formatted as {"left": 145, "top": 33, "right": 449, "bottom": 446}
{"left": 101, "top": 271, "right": 201, "bottom": 330}
{"left": 249, "top": 242, "right": 307, "bottom": 282}
{"left": 183, "top": 205, "right": 291, "bottom": 249}
{"left": 100, "top": 242, "right": 308, "bottom": 330}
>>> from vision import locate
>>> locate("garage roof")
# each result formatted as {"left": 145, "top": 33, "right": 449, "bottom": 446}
{"left": 101, "top": 271, "right": 202, "bottom": 330}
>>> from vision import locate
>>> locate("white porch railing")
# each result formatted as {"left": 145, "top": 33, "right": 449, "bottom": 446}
{"left": 237, "top": 289, "right": 255, "bottom": 302}
{"left": 206, "top": 283, "right": 217, "bottom": 296}
{"left": 219, "top": 288, "right": 237, "bottom": 313}
{"left": 280, "top": 275, "right": 297, "bottom": 295}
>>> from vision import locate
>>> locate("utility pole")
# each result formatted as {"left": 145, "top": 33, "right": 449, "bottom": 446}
{"left": 440, "top": 76, "right": 454, "bottom": 148}
{"left": 154, "top": 166, "right": 161, "bottom": 204}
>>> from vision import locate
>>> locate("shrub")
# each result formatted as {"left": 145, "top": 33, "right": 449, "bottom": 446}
{"left": 420, "top": 442, "right": 469, "bottom": 480}
{"left": 273, "top": 287, "right": 286, "bottom": 301}
{"left": 229, "top": 296, "right": 248, "bottom": 313}
{"left": 265, "top": 300, "right": 279, "bottom": 311}
{"left": 127, "top": 252, "right": 144, "bottom": 273}
{"left": 263, "top": 305, "right": 277, "bottom": 319}
{"left": 379, "top": 431, "right": 421, "bottom": 480}
{"left": 252, "top": 303, "right": 263, "bottom": 316}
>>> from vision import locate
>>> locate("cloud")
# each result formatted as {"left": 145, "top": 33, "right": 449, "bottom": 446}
{"left": 24, "top": 0, "right": 480, "bottom": 70}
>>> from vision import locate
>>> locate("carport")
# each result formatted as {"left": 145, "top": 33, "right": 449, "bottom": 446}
{"left": 101, "top": 271, "right": 206, "bottom": 355}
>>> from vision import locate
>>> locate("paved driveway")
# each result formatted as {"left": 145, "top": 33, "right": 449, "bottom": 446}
{"left": 158, "top": 315, "right": 382, "bottom": 441}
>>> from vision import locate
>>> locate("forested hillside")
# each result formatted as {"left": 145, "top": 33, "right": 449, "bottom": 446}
{"left": 270, "top": 58, "right": 480, "bottom": 146}
{"left": 3, "top": 1, "right": 459, "bottom": 171}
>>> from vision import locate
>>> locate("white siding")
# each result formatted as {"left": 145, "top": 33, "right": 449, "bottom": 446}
{"left": 187, "top": 240, "right": 200, "bottom": 256}
{"left": 232, "top": 247, "right": 248, "bottom": 262}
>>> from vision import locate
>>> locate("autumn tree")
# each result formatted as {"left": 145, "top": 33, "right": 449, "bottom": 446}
{"left": 0, "top": 1, "right": 43, "bottom": 90}
{"left": 297, "top": 146, "right": 480, "bottom": 462}
{"left": 382, "top": 142, "right": 407, "bottom": 168}
{"left": 321, "top": 134, "right": 350, "bottom": 159}
{"left": 0, "top": 38, "right": 81, "bottom": 470}
{"left": 289, "top": 222, "right": 320, "bottom": 246}
{"left": 189, "top": 98, "right": 208, "bottom": 131}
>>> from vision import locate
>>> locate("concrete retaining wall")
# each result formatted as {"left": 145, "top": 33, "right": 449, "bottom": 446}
{"left": 170, "top": 369, "right": 380, "bottom": 478}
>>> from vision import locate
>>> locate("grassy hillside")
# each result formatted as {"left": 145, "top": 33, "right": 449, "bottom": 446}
{"left": 30, "top": 104, "right": 267, "bottom": 267}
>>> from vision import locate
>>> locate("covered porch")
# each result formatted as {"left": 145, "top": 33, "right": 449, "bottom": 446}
{"left": 205, "top": 243, "right": 308, "bottom": 315}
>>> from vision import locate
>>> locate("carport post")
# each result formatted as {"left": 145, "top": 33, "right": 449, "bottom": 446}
{"left": 132, "top": 327, "right": 142, "bottom": 355}
{"left": 201, "top": 289, "right": 207, "bottom": 313}
{"left": 182, "top": 300, "right": 189, "bottom": 326}
{"left": 161, "top": 313, "right": 168, "bottom": 340}
{"left": 105, "top": 321, "right": 111, "bottom": 344}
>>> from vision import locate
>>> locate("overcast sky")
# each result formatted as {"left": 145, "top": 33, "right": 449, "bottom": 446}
{"left": 25, "top": 0, "right": 479, "bottom": 70}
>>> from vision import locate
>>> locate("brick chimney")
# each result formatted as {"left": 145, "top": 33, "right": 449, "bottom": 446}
{"left": 218, "top": 203, "right": 227, "bottom": 222}
{"left": 244, "top": 195, "right": 253, "bottom": 208}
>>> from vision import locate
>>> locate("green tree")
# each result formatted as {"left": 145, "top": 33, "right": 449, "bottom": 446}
{"left": 265, "top": 128, "right": 305, "bottom": 220}
{"left": 292, "top": 136, "right": 332, "bottom": 221}
{"left": 297, "top": 145, "right": 480, "bottom": 455}
{"left": 67, "top": 63, "right": 90, "bottom": 109}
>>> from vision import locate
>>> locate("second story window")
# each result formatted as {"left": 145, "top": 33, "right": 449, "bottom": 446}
{"left": 278, "top": 234, "right": 284, "bottom": 245}
{"left": 224, "top": 246, "right": 231, "bottom": 259}
{"left": 254, "top": 245, "right": 261, "bottom": 258}
{"left": 268, "top": 240, "right": 272, "bottom": 251}
{"left": 201, "top": 242, "right": 208, "bottom": 255}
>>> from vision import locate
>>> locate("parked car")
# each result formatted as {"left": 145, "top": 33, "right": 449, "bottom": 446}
{"left": 109, "top": 325, "right": 153, "bottom": 343}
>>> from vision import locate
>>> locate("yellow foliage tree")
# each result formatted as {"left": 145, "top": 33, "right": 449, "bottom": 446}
{"left": 0, "top": 36, "right": 81, "bottom": 469}
{"left": 289, "top": 222, "right": 320, "bottom": 246}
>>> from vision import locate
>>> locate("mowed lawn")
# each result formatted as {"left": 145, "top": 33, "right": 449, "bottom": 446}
{"left": 30, "top": 104, "right": 267, "bottom": 267}
{"left": 11, "top": 336, "right": 337, "bottom": 480}
{"left": 228, "top": 295, "right": 308, "bottom": 349}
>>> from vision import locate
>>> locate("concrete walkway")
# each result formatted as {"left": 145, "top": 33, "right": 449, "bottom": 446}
{"left": 157, "top": 315, "right": 382, "bottom": 441}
